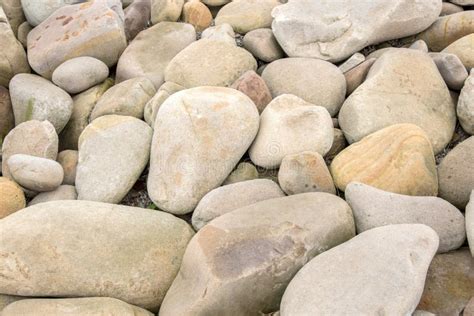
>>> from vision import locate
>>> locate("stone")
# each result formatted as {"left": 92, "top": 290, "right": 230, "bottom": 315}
{"left": 345, "top": 182, "right": 466, "bottom": 253}
{"left": 90, "top": 77, "right": 155, "bottom": 121}
{"left": 409, "top": 39, "right": 429, "bottom": 52}
{"left": 215, "top": 0, "right": 281, "bottom": 34}
{"left": 116, "top": 22, "right": 196, "bottom": 89}
{"left": 20, "top": 0, "right": 85, "bottom": 27}
{"left": 278, "top": 151, "right": 336, "bottom": 196}
{"left": 442, "top": 34, "right": 474, "bottom": 69}
{"left": 441, "top": 2, "right": 464, "bottom": 16}
{"left": 76, "top": 115, "right": 152, "bottom": 204}
{"left": 0, "top": 177, "right": 25, "bottom": 219}
{"left": 249, "top": 94, "right": 333, "bottom": 169}
{"left": 160, "top": 193, "right": 356, "bottom": 315}
{"left": 7, "top": 154, "right": 64, "bottom": 192}
{"left": 222, "top": 162, "right": 259, "bottom": 185}
{"left": 0, "top": 7, "right": 30, "bottom": 87}
{"left": 330, "top": 124, "right": 438, "bottom": 196}
{"left": 29, "top": 185, "right": 77, "bottom": 206}
{"left": 280, "top": 224, "right": 439, "bottom": 315}
{"left": 417, "top": 249, "right": 474, "bottom": 315}
{"left": 124, "top": 0, "right": 151, "bottom": 41}
{"left": 458, "top": 70, "right": 474, "bottom": 134}
{"left": 16, "top": 21, "right": 31, "bottom": 47}
{"left": 57, "top": 150, "right": 78, "bottom": 185}
{"left": 272, "top": 0, "right": 441, "bottom": 62}
{"left": 182, "top": 0, "right": 212, "bottom": 32}
{"left": 338, "top": 53, "right": 365, "bottom": 73}
{"left": 0, "top": 295, "right": 25, "bottom": 312}
{"left": 465, "top": 298, "right": 474, "bottom": 316}
{"left": 231, "top": 70, "right": 272, "bottom": 113}
{"left": 151, "top": 0, "right": 184, "bottom": 24}
{"left": 52, "top": 57, "right": 110, "bottom": 94}
{"left": 201, "top": 23, "right": 235, "bottom": 45}
{"left": 1, "top": 0, "right": 25, "bottom": 36}
{"left": 344, "top": 58, "right": 376, "bottom": 96}
{"left": 438, "top": 136, "right": 474, "bottom": 209}
{"left": 148, "top": 87, "right": 259, "bottom": 215}
{"left": 0, "top": 200, "right": 194, "bottom": 312}
{"left": 165, "top": 39, "right": 257, "bottom": 88}
{"left": 325, "top": 128, "right": 347, "bottom": 161}
{"left": 192, "top": 179, "right": 285, "bottom": 230}
{"left": 202, "top": 0, "right": 229, "bottom": 5}
{"left": 143, "top": 81, "right": 184, "bottom": 127}
{"left": 9, "top": 74, "right": 73, "bottom": 133}
{"left": 466, "top": 192, "right": 473, "bottom": 256}
{"left": 2, "top": 120, "right": 58, "bottom": 179}
{"left": 0, "top": 86, "right": 14, "bottom": 148}
{"left": 429, "top": 52, "right": 468, "bottom": 91}
{"left": 1, "top": 297, "right": 153, "bottom": 316}
{"left": 261, "top": 58, "right": 346, "bottom": 116}
{"left": 339, "top": 49, "right": 456, "bottom": 154}
{"left": 59, "top": 79, "right": 114, "bottom": 150}
{"left": 27, "top": 0, "right": 127, "bottom": 79}
{"left": 243, "top": 28, "right": 285, "bottom": 63}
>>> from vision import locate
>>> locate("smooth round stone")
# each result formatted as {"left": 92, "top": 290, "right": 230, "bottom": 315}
{"left": 243, "top": 28, "right": 285, "bottom": 63}
{"left": 465, "top": 192, "right": 473, "bottom": 256}
{"left": 338, "top": 53, "right": 366, "bottom": 73}
{"left": 458, "top": 70, "right": 474, "bottom": 134}
{"left": 442, "top": 33, "right": 474, "bottom": 69}
{"left": 201, "top": 23, "right": 236, "bottom": 45}
{"left": 429, "top": 52, "right": 468, "bottom": 91}
{"left": 124, "top": 0, "right": 151, "bottom": 41}
{"left": 222, "top": 162, "right": 259, "bottom": 185}
{"left": 143, "top": 81, "right": 184, "bottom": 127}
{"left": 278, "top": 151, "right": 336, "bottom": 196}
{"left": 9, "top": 74, "right": 73, "bottom": 133}
{"left": 20, "top": 0, "right": 85, "bottom": 26}
{"left": 249, "top": 94, "right": 334, "bottom": 169}
{"left": 52, "top": 57, "right": 109, "bottom": 94}
{"left": 202, "top": 0, "right": 230, "bottom": 5}
{"left": 330, "top": 124, "right": 438, "bottom": 196}
{"left": 7, "top": 154, "right": 64, "bottom": 192}
{"left": 164, "top": 39, "right": 257, "bottom": 88}
{"left": 230, "top": 70, "right": 272, "bottom": 113}
{"left": 280, "top": 224, "right": 439, "bottom": 315}
{"left": 0, "top": 200, "right": 194, "bottom": 312}
{"left": 151, "top": 0, "right": 184, "bottom": 24}
{"left": 326, "top": 128, "right": 347, "bottom": 161}
{"left": 160, "top": 193, "right": 355, "bottom": 316}
{"left": 0, "top": 177, "right": 25, "bottom": 219}
{"left": 57, "top": 150, "right": 78, "bottom": 185}
{"left": 28, "top": 185, "right": 77, "bottom": 206}
{"left": 345, "top": 182, "right": 466, "bottom": 253}
{"left": 465, "top": 298, "right": 474, "bottom": 316}
{"left": 261, "top": 58, "right": 346, "bottom": 116}
{"left": 191, "top": 179, "right": 285, "bottom": 230}
{"left": 0, "top": 86, "right": 14, "bottom": 146}
{"left": 441, "top": 2, "right": 463, "bottom": 16}
{"left": 344, "top": 58, "right": 376, "bottom": 96}
{"left": 1, "top": 0, "right": 26, "bottom": 36}
{"left": 409, "top": 39, "right": 429, "bottom": 52}
{"left": 438, "top": 136, "right": 474, "bottom": 209}
{"left": 1, "top": 297, "right": 153, "bottom": 316}
{"left": 182, "top": 0, "right": 212, "bottom": 32}
{"left": 16, "top": 21, "right": 31, "bottom": 47}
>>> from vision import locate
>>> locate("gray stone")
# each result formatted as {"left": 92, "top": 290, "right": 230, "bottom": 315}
{"left": 338, "top": 53, "right": 365, "bottom": 73}
{"left": 430, "top": 52, "right": 468, "bottom": 91}
{"left": 458, "top": 70, "right": 474, "bottom": 134}
{"left": 124, "top": 0, "right": 151, "bottom": 41}
{"left": 151, "top": 0, "right": 183, "bottom": 24}
{"left": 20, "top": 0, "right": 86, "bottom": 26}
{"left": 143, "top": 81, "right": 184, "bottom": 127}
{"left": 57, "top": 150, "right": 78, "bottom": 185}
{"left": 243, "top": 28, "right": 285, "bottom": 63}
{"left": 344, "top": 58, "right": 376, "bottom": 96}
{"left": 222, "top": 162, "right": 259, "bottom": 185}
{"left": 28, "top": 185, "right": 77, "bottom": 206}
{"left": 201, "top": 23, "right": 235, "bottom": 45}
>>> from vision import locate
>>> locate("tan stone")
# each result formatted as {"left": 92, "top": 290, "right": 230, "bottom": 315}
{"left": 1, "top": 0, "right": 25, "bottom": 36}
{"left": 56, "top": 150, "right": 78, "bottom": 185}
{"left": 0, "top": 177, "right": 25, "bottom": 219}
{"left": 442, "top": 33, "right": 474, "bottom": 69}
{"left": 222, "top": 162, "right": 259, "bottom": 185}
{"left": 182, "top": 0, "right": 212, "bottom": 32}
{"left": 151, "top": 0, "right": 184, "bottom": 24}
{"left": 0, "top": 86, "right": 14, "bottom": 148}
{"left": 143, "top": 81, "right": 184, "bottom": 127}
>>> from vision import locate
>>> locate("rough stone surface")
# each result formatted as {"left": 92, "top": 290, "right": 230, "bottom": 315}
{"left": 0, "top": 176, "right": 25, "bottom": 219}
{"left": 28, "top": 185, "right": 77, "bottom": 206}
{"left": 458, "top": 70, "right": 474, "bottom": 134}
{"left": 231, "top": 70, "right": 272, "bottom": 113}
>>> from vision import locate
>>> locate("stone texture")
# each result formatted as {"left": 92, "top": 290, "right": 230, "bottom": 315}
{"left": 76, "top": 115, "right": 152, "bottom": 204}
{"left": 20, "top": 0, "right": 85, "bottom": 27}
{"left": 458, "top": 70, "right": 474, "bottom": 135}
{"left": 28, "top": 185, "right": 77, "bottom": 206}
{"left": 272, "top": 0, "right": 441, "bottom": 62}
{"left": 465, "top": 298, "right": 474, "bottom": 316}
{"left": 0, "top": 176, "right": 25, "bottom": 219}
{"left": 344, "top": 58, "right": 376, "bottom": 96}
{"left": 429, "top": 52, "right": 468, "bottom": 91}
{"left": 466, "top": 192, "right": 473, "bottom": 256}
{"left": 1, "top": 0, "right": 25, "bottom": 36}
{"left": 438, "top": 136, "right": 474, "bottom": 209}
{"left": 330, "top": 124, "right": 438, "bottom": 196}
{"left": 243, "top": 28, "right": 285, "bottom": 63}
{"left": 116, "top": 22, "right": 196, "bottom": 88}
{"left": 442, "top": 33, "right": 474, "bottom": 69}
{"left": 181, "top": 0, "right": 212, "bottom": 32}
{"left": 249, "top": 94, "right": 334, "bottom": 169}
{"left": 201, "top": 23, "right": 235, "bottom": 45}
{"left": 165, "top": 39, "right": 257, "bottom": 88}
{"left": 151, "top": 0, "right": 184, "bottom": 24}
{"left": 0, "top": 200, "right": 194, "bottom": 312}
{"left": 231, "top": 70, "right": 272, "bottom": 113}
{"left": 124, "top": 0, "right": 151, "bottom": 41}
{"left": 57, "top": 150, "right": 78, "bottom": 185}
{"left": 222, "top": 162, "right": 259, "bottom": 185}
{"left": 192, "top": 179, "right": 285, "bottom": 230}
{"left": 441, "top": 2, "right": 464, "bottom": 16}
{"left": 325, "top": 128, "right": 347, "bottom": 161}
{"left": 0, "top": 86, "right": 14, "bottom": 147}
{"left": 0, "top": 294, "right": 25, "bottom": 312}
{"left": 160, "top": 193, "right": 356, "bottom": 315}
{"left": 143, "top": 81, "right": 184, "bottom": 127}
{"left": 345, "top": 182, "right": 466, "bottom": 253}
{"left": 280, "top": 224, "right": 439, "bottom": 315}
{"left": 27, "top": 0, "right": 127, "bottom": 79}
{"left": 339, "top": 49, "right": 456, "bottom": 154}
{"left": 338, "top": 53, "right": 365, "bottom": 73}
{"left": 16, "top": 21, "right": 31, "bottom": 47}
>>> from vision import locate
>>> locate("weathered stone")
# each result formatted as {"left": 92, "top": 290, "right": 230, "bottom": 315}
{"left": 28, "top": 185, "right": 77, "bottom": 206}
{"left": 429, "top": 52, "right": 468, "bottom": 91}
{"left": 231, "top": 70, "right": 272, "bottom": 113}
{"left": 458, "top": 70, "right": 474, "bottom": 134}
{"left": 338, "top": 53, "right": 365, "bottom": 73}
{"left": 201, "top": 23, "right": 235, "bottom": 45}
{"left": 148, "top": 87, "right": 259, "bottom": 215}
{"left": 160, "top": 193, "right": 356, "bottom": 315}
{"left": 442, "top": 33, "right": 474, "bottom": 69}
{"left": 151, "top": 0, "right": 184, "bottom": 24}
{"left": 344, "top": 58, "right": 376, "bottom": 96}
{"left": 409, "top": 39, "right": 429, "bottom": 52}
{"left": 143, "top": 81, "right": 184, "bottom": 127}
{"left": 0, "top": 176, "right": 25, "bottom": 219}
{"left": 441, "top": 2, "right": 463, "bottom": 16}
{"left": 0, "top": 86, "right": 14, "bottom": 148}
{"left": 182, "top": 0, "right": 212, "bottom": 32}
{"left": 57, "top": 150, "right": 78, "bottom": 185}
{"left": 280, "top": 224, "right": 439, "bottom": 315}
{"left": 243, "top": 28, "right": 285, "bottom": 63}
{"left": 222, "top": 162, "right": 259, "bottom": 185}
{"left": 124, "top": 0, "right": 151, "bottom": 41}
{"left": 465, "top": 298, "right": 474, "bottom": 316}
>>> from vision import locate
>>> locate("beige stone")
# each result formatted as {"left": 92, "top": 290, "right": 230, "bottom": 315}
{"left": 442, "top": 33, "right": 474, "bottom": 69}
{"left": 151, "top": 0, "right": 184, "bottom": 24}
{"left": 57, "top": 150, "right": 78, "bottom": 185}
{"left": 222, "top": 162, "right": 259, "bottom": 185}
{"left": 0, "top": 86, "right": 14, "bottom": 148}
{"left": 28, "top": 185, "right": 77, "bottom": 206}
{"left": 231, "top": 70, "right": 272, "bottom": 113}
{"left": 143, "top": 81, "right": 184, "bottom": 127}
{"left": 182, "top": 0, "right": 212, "bottom": 32}
{"left": 0, "top": 176, "right": 25, "bottom": 219}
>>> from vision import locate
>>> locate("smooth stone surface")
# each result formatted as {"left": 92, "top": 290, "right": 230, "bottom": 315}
{"left": 181, "top": 0, "right": 212, "bottom": 32}
{"left": 345, "top": 182, "right": 466, "bottom": 253}
{"left": 124, "top": 0, "right": 151, "bottom": 41}
{"left": 151, "top": 0, "right": 183, "bottom": 24}
{"left": 160, "top": 193, "right": 356, "bottom": 316}
{"left": 16, "top": 21, "right": 31, "bottom": 47}
{"left": 345, "top": 58, "right": 376, "bottom": 96}
{"left": 230, "top": 70, "right": 271, "bottom": 113}
{"left": 0, "top": 86, "right": 14, "bottom": 147}
{"left": 278, "top": 151, "right": 336, "bottom": 196}
{"left": 1, "top": 0, "right": 25, "bottom": 36}
{"left": 466, "top": 192, "right": 474, "bottom": 256}
{"left": 442, "top": 33, "right": 474, "bottom": 69}
{"left": 191, "top": 179, "right": 285, "bottom": 230}
{"left": 201, "top": 23, "right": 235, "bottom": 45}
{"left": 0, "top": 176, "right": 25, "bottom": 219}
{"left": 148, "top": 87, "right": 259, "bottom": 215}
{"left": 20, "top": 0, "right": 85, "bottom": 26}
{"left": 90, "top": 77, "right": 155, "bottom": 121}
{"left": 52, "top": 57, "right": 109, "bottom": 94}
{"left": 326, "top": 128, "right": 347, "bottom": 161}
{"left": 261, "top": 58, "right": 346, "bottom": 116}
{"left": 28, "top": 185, "right": 77, "bottom": 206}
{"left": 280, "top": 224, "right": 439, "bottom": 315}
{"left": 143, "top": 81, "right": 184, "bottom": 127}
{"left": 272, "top": 0, "right": 441, "bottom": 62}
{"left": 2, "top": 120, "right": 58, "bottom": 179}
{"left": 0, "top": 200, "right": 194, "bottom": 312}
{"left": 458, "top": 70, "right": 474, "bottom": 134}
{"left": 27, "top": 0, "right": 127, "bottom": 79}
{"left": 339, "top": 53, "right": 365, "bottom": 73}
{"left": 438, "top": 136, "right": 474, "bottom": 209}
{"left": 243, "top": 28, "right": 285, "bottom": 63}
{"left": 76, "top": 115, "right": 152, "bottom": 204}
{"left": 1, "top": 297, "right": 153, "bottom": 316}
{"left": 339, "top": 49, "right": 456, "bottom": 154}
{"left": 165, "top": 39, "right": 257, "bottom": 88}
{"left": 222, "top": 162, "right": 258, "bottom": 185}
{"left": 330, "top": 124, "right": 438, "bottom": 196}
{"left": 0, "top": 294, "right": 25, "bottom": 312}
{"left": 116, "top": 22, "right": 196, "bottom": 89}
{"left": 465, "top": 298, "right": 474, "bottom": 316}
{"left": 57, "top": 150, "right": 78, "bottom": 185}
{"left": 441, "top": 2, "right": 464, "bottom": 16}
{"left": 9, "top": 74, "right": 73, "bottom": 133}
{"left": 429, "top": 52, "right": 468, "bottom": 91}
{"left": 249, "top": 94, "right": 334, "bottom": 169}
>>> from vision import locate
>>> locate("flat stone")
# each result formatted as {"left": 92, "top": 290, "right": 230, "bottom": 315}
{"left": 191, "top": 179, "right": 285, "bottom": 230}
{"left": 57, "top": 150, "right": 78, "bottom": 185}
{"left": 160, "top": 193, "right": 355, "bottom": 315}
{"left": 0, "top": 200, "right": 194, "bottom": 312}
{"left": 249, "top": 94, "right": 333, "bottom": 169}
{"left": 330, "top": 124, "right": 438, "bottom": 196}
{"left": 429, "top": 52, "right": 468, "bottom": 91}
{"left": 243, "top": 28, "right": 285, "bottom": 63}
{"left": 0, "top": 177, "right": 25, "bottom": 219}
{"left": 151, "top": 0, "right": 183, "bottom": 24}
{"left": 222, "top": 162, "right": 259, "bottom": 185}
{"left": 231, "top": 70, "right": 272, "bottom": 113}
{"left": 143, "top": 81, "right": 184, "bottom": 127}
{"left": 28, "top": 185, "right": 77, "bottom": 206}
{"left": 280, "top": 224, "right": 439, "bottom": 315}
{"left": 345, "top": 182, "right": 466, "bottom": 253}
{"left": 466, "top": 192, "right": 474, "bottom": 256}
{"left": 458, "top": 70, "right": 474, "bottom": 134}
{"left": 76, "top": 115, "right": 152, "bottom": 204}
{"left": 124, "top": 0, "right": 151, "bottom": 41}
{"left": 148, "top": 87, "right": 259, "bottom": 214}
